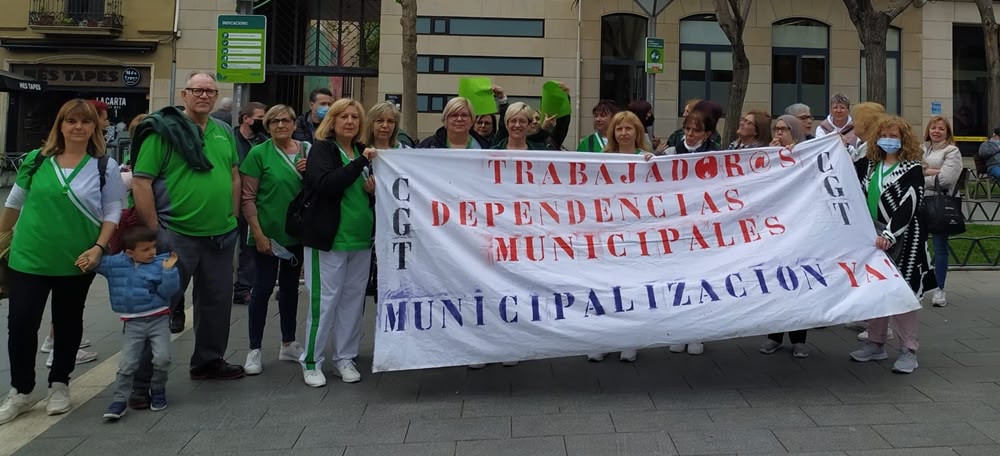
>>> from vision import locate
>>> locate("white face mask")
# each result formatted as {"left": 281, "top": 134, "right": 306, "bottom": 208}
{"left": 270, "top": 239, "right": 299, "bottom": 266}
{"left": 684, "top": 139, "right": 704, "bottom": 151}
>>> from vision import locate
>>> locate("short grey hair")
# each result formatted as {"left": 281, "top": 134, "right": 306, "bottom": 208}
{"left": 830, "top": 93, "right": 850, "bottom": 108}
{"left": 219, "top": 97, "right": 233, "bottom": 110}
{"left": 784, "top": 103, "right": 811, "bottom": 117}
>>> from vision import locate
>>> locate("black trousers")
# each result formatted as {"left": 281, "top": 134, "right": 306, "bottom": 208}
{"left": 768, "top": 330, "right": 808, "bottom": 344}
{"left": 6, "top": 268, "right": 95, "bottom": 394}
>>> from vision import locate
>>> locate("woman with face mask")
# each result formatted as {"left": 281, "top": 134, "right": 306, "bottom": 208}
{"left": 848, "top": 116, "right": 936, "bottom": 375}
{"left": 661, "top": 100, "right": 723, "bottom": 157}
{"left": 238, "top": 105, "right": 309, "bottom": 376}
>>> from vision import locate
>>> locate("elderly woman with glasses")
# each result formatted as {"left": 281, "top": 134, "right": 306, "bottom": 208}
{"left": 239, "top": 104, "right": 309, "bottom": 377}
{"left": 417, "top": 97, "right": 490, "bottom": 149}
{"left": 729, "top": 110, "right": 772, "bottom": 149}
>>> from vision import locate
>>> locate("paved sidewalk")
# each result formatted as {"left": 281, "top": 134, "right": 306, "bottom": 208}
{"left": 2, "top": 271, "right": 1000, "bottom": 455}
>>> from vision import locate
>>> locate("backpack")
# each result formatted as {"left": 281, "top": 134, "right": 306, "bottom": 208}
{"left": 26, "top": 151, "right": 110, "bottom": 190}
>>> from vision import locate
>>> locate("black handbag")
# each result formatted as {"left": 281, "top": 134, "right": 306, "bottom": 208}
{"left": 924, "top": 175, "right": 966, "bottom": 235}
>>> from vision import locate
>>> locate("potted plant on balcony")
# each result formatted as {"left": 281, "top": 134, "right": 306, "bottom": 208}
{"left": 59, "top": 15, "right": 77, "bottom": 26}
{"left": 86, "top": 18, "right": 99, "bottom": 27}
{"left": 35, "top": 7, "right": 55, "bottom": 25}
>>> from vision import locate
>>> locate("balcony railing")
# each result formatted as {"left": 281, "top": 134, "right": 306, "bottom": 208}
{"left": 28, "top": 0, "right": 123, "bottom": 34}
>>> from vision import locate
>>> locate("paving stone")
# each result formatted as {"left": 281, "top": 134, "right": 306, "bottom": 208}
{"left": 739, "top": 387, "right": 842, "bottom": 407}
{"left": 67, "top": 431, "right": 196, "bottom": 456}
{"left": 741, "top": 452, "right": 847, "bottom": 456}
{"left": 871, "top": 422, "right": 994, "bottom": 447}
{"left": 462, "top": 395, "right": 561, "bottom": 417}
{"left": 182, "top": 449, "right": 339, "bottom": 456}
{"left": 150, "top": 404, "right": 268, "bottom": 432}
{"left": 826, "top": 385, "right": 931, "bottom": 404}
{"left": 773, "top": 426, "right": 892, "bottom": 452}
{"left": 844, "top": 449, "right": 960, "bottom": 455}
{"left": 669, "top": 427, "right": 785, "bottom": 454}
{"left": 360, "top": 399, "right": 462, "bottom": 422}
{"left": 895, "top": 401, "right": 1000, "bottom": 423}
{"left": 969, "top": 420, "right": 1000, "bottom": 442}
{"left": 344, "top": 441, "right": 456, "bottom": 456}
{"left": 953, "top": 445, "right": 1000, "bottom": 456}
{"left": 914, "top": 383, "right": 1000, "bottom": 402}
{"left": 708, "top": 406, "right": 816, "bottom": 428}
{"left": 405, "top": 416, "right": 510, "bottom": 443}
{"left": 181, "top": 426, "right": 305, "bottom": 453}
{"left": 11, "top": 437, "right": 83, "bottom": 456}
{"left": 564, "top": 432, "right": 675, "bottom": 456}
{"left": 650, "top": 388, "right": 750, "bottom": 410}
{"left": 512, "top": 413, "right": 613, "bottom": 437}
{"left": 556, "top": 392, "right": 656, "bottom": 414}
{"left": 801, "top": 404, "right": 912, "bottom": 426}
{"left": 456, "top": 436, "right": 566, "bottom": 456}
{"left": 295, "top": 421, "right": 409, "bottom": 448}
{"left": 610, "top": 409, "right": 713, "bottom": 433}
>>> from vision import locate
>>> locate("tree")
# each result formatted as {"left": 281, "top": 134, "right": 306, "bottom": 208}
{"left": 714, "top": 0, "right": 751, "bottom": 145}
{"left": 398, "top": 0, "right": 418, "bottom": 137}
{"left": 842, "top": 0, "right": 915, "bottom": 106}
{"left": 975, "top": 0, "right": 1000, "bottom": 133}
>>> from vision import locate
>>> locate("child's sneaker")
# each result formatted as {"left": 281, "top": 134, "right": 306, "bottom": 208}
{"left": 103, "top": 402, "right": 127, "bottom": 420}
{"left": 150, "top": 389, "right": 167, "bottom": 412}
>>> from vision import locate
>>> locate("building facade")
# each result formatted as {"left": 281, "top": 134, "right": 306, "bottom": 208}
{"left": 378, "top": 0, "right": 998, "bottom": 154}
{"left": 0, "top": 0, "right": 236, "bottom": 155}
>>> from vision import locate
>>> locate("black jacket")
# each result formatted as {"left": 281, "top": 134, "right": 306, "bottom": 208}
{"left": 416, "top": 127, "right": 489, "bottom": 149}
{"left": 299, "top": 140, "right": 374, "bottom": 251}
{"left": 493, "top": 102, "right": 572, "bottom": 149}
{"left": 293, "top": 111, "right": 321, "bottom": 143}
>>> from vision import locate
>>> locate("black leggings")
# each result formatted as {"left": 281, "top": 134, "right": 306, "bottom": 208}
{"left": 768, "top": 330, "right": 807, "bottom": 344}
{"left": 7, "top": 268, "right": 95, "bottom": 394}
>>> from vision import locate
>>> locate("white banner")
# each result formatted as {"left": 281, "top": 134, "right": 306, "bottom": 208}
{"left": 372, "top": 134, "right": 921, "bottom": 372}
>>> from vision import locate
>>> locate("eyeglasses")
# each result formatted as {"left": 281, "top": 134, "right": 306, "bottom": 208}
{"left": 185, "top": 88, "right": 219, "bottom": 97}
{"left": 448, "top": 112, "right": 471, "bottom": 120}
{"left": 269, "top": 118, "right": 294, "bottom": 125}
{"left": 773, "top": 126, "right": 791, "bottom": 133}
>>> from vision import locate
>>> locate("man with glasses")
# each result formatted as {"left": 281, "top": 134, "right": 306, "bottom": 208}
{"left": 784, "top": 104, "right": 815, "bottom": 140}
{"left": 128, "top": 71, "right": 245, "bottom": 409}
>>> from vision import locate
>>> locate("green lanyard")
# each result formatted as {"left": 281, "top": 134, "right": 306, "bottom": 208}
{"left": 867, "top": 161, "right": 898, "bottom": 220}
{"left": 448, "top": 137, "right": 474, "bottom": 149}
{"left": 333, "top": 142, "right": 356, "bottom": 163}
{"left": 594, "top": 133, "right": 607, "bottom": 150}
{"left": 56, "top": 154, "right": 92, "bottom": 195}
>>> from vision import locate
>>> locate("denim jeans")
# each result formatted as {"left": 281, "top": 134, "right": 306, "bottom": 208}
{"left": 988, "top": 165, "right": 1000, "bottom": 180}
{"left": 248, "top": 246, "right": 303, "bottom": 349}
{"left": 932, "top": 233, "right": 949, "bottom": 288}
{"left": 113, "top": 314, "right": 170, "bottom": 402}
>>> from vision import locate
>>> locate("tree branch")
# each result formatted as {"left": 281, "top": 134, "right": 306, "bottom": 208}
{"left": 887, "top": 0, "right": 914, "bottom": 21}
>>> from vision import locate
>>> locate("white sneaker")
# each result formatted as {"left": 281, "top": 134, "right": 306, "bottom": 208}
{"left": 586, "top": 353, "right": 605, "bottom": 362}
{"left": 278, "top": 342, "right": 305, "bottom": 362}
{"left": 687, "top": 343, "right": 705, "bottom": 355}
{"left": 0, "top": 389, "right": 32, "bottom": 425}
{"left": 619, "top": 350, "right": 637, "bottom": 362}
{"left": 46, "top": 382, "right": 71, "bottom": 415}
{"left": 45, "top": 349, "right": 99, "bottom": 367}
{"left": 302, "top": 367, "right": 327, "bottom": 388}
{"left": 334, "top": 360, "right": 362, "bottom": 383}
{"left": 244, "top": 349, "right": 262, "bottom": 376}
{"left": 932, "top": 290, "right": 947, "bottom": 307}
{"left": 668, "top": 344, "right": 686, "bottom": 353}
{"left": 40, "top": 337, "right": 91, "bottom": 353}
{"left": 857, "top": 328, "right": 895, "bottom": 341}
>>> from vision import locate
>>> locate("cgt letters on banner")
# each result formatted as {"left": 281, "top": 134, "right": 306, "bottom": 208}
{"left": 371, "top": 134, "right": 921, "bottom": 372}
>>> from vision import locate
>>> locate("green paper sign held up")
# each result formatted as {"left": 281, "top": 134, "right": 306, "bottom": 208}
{"left": 540, "top": 81, "right": 572, "bottom": 119}
{"left": 458, "top": 77, "right": 497, "bottom": 116}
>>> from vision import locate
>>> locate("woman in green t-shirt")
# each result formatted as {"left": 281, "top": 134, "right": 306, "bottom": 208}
{"left": 239, "top": 105, "right": 310, "bottom": 376}
{"left": 0, "top": 99, "right": 126, "bottom": 424}
{"left": 298, "top": 98, "right": 377, "bottom": 388}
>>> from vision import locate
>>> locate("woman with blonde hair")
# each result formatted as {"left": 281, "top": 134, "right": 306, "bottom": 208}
{"left": 492, "top": 102, "right": 551, "bottom": 151}
{"left": 416, "top": 97, "right": 489, "bottom": 149}
{"left": 240, "top": 104, "right": 310, "bottom": 376}
{"left": 0, "top": 99, "right": 126, "bottom": 423}
{"left": 846, "top": 102, "right": 887, "bottom": 161}
{"left": 299, "top": 98, "right": 377, "bottom": 387}
{"left": 921, "top": 116, "right": 962, "bottom": 307}
{"left": 366, "top": 102, "right": 408, "bottom": 149}
{"left": 604, "top": 111, "right": 651, "bottom": 154}
{"left": 849, "top": 116, "right": 936, "bottom": 375}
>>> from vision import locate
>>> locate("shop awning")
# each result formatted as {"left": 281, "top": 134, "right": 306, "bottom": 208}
{"left": 0, "top": 70, "right": 46, "bottom": 93}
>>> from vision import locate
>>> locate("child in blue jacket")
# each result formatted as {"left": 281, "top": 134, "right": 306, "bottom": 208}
{"left": 93, "top": 226, "right": 180, "bottom": 420}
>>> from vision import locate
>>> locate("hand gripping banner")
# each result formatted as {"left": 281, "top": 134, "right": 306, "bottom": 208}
{"left": 371, "top": 134, "right": 921, "bottom": 372}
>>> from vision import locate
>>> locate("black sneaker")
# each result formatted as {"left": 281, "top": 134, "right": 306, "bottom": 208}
{"left": 190, "top": 359, "right": 246, "bottom": 380}
{"left": 128, "top": 389, "right": 150, "bottom": 410}
{"left": 150, "top": 389, "right": 167, "bottom": 411}
{"left": 103, "top": 401, "right": 127, "bottom": 420}
{"left": 169, "top": 312, "right": 185, "bottom": 334}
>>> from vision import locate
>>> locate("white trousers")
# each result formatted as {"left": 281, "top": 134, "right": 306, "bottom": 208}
{"left": 300, "top": 247, "right": 372, "bottom": 370}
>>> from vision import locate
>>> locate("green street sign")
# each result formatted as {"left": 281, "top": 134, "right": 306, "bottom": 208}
{"left": 216, "top": 15, "right": 266, "bottom": 83}
{"left": 645, "top": 37, "right": 664, "bottom": 74}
